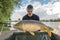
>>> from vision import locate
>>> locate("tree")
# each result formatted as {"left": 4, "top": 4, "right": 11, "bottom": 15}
{"left": 0, "top": 0, "right": 20, "bottom": 21}
{"left": 0, "top": 0, "right": 21, "bottom": 31}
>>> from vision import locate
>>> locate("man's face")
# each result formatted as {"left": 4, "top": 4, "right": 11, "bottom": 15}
{"left": 27, "top": 9, "right": 33, "bottom": 14}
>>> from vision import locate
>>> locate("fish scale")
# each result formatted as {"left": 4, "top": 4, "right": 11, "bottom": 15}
{"left": 14, "top": 20, "right": 53, "bottom": 37}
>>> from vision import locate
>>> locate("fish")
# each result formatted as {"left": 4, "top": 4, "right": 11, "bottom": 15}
{"left": 13, "top": 20, "right": 54, "bottom": 37}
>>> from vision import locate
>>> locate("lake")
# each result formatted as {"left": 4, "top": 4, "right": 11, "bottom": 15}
{"left": 42, "top": 22, "right": 60, "bottom": 36}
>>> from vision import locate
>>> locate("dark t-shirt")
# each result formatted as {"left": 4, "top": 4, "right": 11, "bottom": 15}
{"left": 22, "top": 14, "right": 39, "bottom": 21}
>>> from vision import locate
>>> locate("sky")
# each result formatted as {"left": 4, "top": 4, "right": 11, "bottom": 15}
{"left": 10, "top": 0, "right": 60, "bottom": 35}
{"left": 10, "top": 0, "right": 60, "bottom": 20}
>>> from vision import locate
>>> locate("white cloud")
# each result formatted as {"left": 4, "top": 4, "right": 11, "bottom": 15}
{"left": 43, "top": 2, "right": 60, "bottom": 15}
{"left": 52, "top": 2, "right": 60, "bottom": 14}
{"left": 11, "top": 1, "right": 42, "bottom": 20}
{"left": 48, "top": 0, "right": 60, "bottom": 3}
{"left": 11, "top": 0, "right": 60, "bottom": 20}
{"left": 58, "top": 14, "right": 60, "bottom": 17}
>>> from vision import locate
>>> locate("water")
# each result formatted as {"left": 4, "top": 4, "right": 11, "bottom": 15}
{"left": 42, "top": 22, "right": 60, "bottom": 35}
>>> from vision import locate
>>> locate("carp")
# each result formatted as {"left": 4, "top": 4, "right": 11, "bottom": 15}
{"left": 13, "top": 20, "right": 53, "bottom": 37}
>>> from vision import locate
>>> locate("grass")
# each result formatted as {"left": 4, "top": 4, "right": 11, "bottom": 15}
{"left": 0, "top": 27, "right": 10, "bottom": 31}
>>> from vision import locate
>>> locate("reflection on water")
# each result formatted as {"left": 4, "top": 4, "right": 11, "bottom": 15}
{"left": 42, "top": 22, "right": 60, "bottom": 35}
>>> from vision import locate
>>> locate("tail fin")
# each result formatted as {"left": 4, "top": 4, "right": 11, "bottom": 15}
{"left": 40, "top": 26, "right": 53, "bottom": 37}
{"left": 47, "top": 31, "right": 52, "bottom": 37}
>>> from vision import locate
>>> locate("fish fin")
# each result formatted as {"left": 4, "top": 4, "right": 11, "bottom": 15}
{"left": 40, "top": 26, "right": 52, "bottom": 37}
{"left": 29, "top": 32, "right": 35, "bottom": 36}
{"left": 47, "top": 31, "right": 52, "bottom": 37}
{"left": 40, "top": 26, "right": 53, "bottom": 31}
{"left": 40, "top": 26, "right": 47, "bottom": 31}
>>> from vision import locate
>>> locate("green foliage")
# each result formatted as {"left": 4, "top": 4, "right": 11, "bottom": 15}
{"left": 0, "top": 26, "right": 10, "bottom": 31}
{"left": 0, "top": 0, "right": 20, "bottom": 21}
{"left": 40, "top": 18, "right": 60, "bottom": 22}
{"left": 0, "top": 0, "right": 21, "bottom": 30}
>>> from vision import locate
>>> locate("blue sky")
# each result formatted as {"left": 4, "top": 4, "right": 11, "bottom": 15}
{"left": 31, "top": 0, "right": 49, "bottom": 4}
{"left": 11, "top": 0, "right": 60, "bottom": 20}
{"left": 15, "top": 0, "right": 49, "bottom": 10}
{"left": 21, "top": 0, "right": 49, "bottom": 4}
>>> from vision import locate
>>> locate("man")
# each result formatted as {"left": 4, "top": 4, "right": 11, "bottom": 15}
{"left": 22, "top": 5, "right": 39, "bottom": 21}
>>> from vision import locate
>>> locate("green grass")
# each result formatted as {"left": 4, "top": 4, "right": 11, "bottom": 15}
{"left": 0, "top": 27, "right": 10, "bottom": 31}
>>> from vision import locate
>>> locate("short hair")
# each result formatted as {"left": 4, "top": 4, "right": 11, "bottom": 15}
{"left": 27, "top": 5, "right": 33, "bottom": 9}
